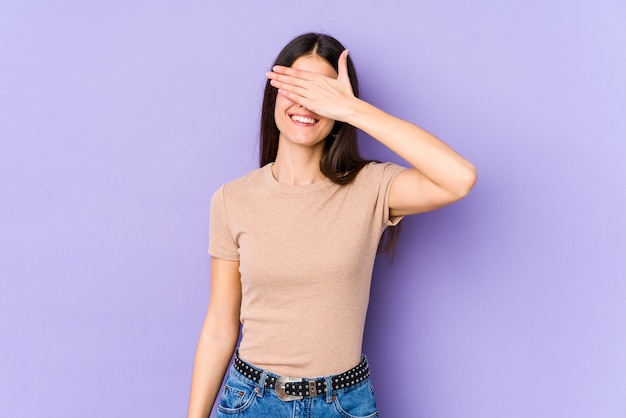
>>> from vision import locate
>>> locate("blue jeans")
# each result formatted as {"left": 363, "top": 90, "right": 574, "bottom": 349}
{"left": 215, "top": 358, "right": 379, "bottom": 417}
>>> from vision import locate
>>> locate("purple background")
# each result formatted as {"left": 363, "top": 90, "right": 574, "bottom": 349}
{"left": 1, "top": 1, "right": 625, "bottom": 417}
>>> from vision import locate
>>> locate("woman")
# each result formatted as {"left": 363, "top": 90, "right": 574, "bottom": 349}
{"left": 188, "top": 33, "right": 476, "bottom": 417}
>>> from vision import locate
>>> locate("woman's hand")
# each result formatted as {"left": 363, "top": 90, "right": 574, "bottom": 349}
{"left": 266, "top": 50, "right": 358, "bottom": 122}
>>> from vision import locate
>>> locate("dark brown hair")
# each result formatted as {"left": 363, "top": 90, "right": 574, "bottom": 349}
{"left": 259, "top": 33, "right": 400, "bottom": 254}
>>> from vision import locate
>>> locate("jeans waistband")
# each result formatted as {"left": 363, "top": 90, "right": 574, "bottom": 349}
{"left": 233, "top": 351, "right": 370, "bottom": 401}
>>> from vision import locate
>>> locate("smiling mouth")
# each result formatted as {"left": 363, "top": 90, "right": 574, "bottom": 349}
{"left": 290, "top": 114, "right": 318, "bottom": 125}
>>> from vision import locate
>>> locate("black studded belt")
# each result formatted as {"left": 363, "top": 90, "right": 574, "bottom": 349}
{"left": 233, "top": 352, "right": 370, "bottom": 402}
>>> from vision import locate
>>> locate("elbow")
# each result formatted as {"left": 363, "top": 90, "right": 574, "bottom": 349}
{"left": 453, "top": 163, "right": 478, "bottom": 200}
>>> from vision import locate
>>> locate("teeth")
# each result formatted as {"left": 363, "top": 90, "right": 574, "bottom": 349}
{"left": 291, "top": 115, "right": 316, "bottom": 124}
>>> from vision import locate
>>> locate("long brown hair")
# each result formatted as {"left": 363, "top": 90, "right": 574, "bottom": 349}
{"left": 259, "top": 33, "right": 400, "bottom": 254}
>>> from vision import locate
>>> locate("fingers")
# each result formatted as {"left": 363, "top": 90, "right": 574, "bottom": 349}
{"left": 268, "top": 65, "right": 311, "bottom": 81}
{"left": 265, "top": 68, "right": 308, "bottom": 93}
{"left": 274, "top": 87, "right": 307, "bottom": 107}
{"left": 267, "top": 77, "right": 306, "bottom": 99}
{"left": 337, "top": 50, "right": 349, "bottom": 83}
{"left": 265, "top": 71, "right": 310, "bottom": 107}
{"left": 266, "top": 70, "right": 306, "bottom": 94}
{"left": 265, "top": 71, "right": 297, "bottom": 87}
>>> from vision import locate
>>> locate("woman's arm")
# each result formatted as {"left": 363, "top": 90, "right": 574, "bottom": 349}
{"left": 344, "top": 100, "right": 477, "bottom": 215}
{"left": 187, "top": 257, "right": 241, "bottom": 418}
{"left": 267, "top": 50, "right": 477, "bottom": 215}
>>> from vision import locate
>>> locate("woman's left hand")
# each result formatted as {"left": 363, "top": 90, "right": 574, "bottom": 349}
{"left": 266, "top": 50, "right": 357, "bottom": 122}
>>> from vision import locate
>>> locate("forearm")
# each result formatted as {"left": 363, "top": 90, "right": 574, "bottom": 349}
{"left": 187, "top": 323, "right": 239, "bottom": 418}
{"left": 345, "top": 99, "right": 477, "bottom": 196}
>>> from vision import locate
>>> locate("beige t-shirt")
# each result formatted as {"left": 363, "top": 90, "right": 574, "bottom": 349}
{"left": 209, "top": 162, "right": 405, "bottom": 377}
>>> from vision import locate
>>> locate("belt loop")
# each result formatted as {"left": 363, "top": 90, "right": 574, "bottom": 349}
{"left": 257, "top": 370, "right": 267, "bottom": 397}
{"left": 325, "top": 376, "right": 334, "bottom": 403}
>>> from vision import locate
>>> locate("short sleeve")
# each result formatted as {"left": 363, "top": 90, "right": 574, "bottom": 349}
{"left": 208, "top": 185, "right": 240, "bottom": 261}
{"left": 376, "top": 162, "right": 406, "bottom": 227}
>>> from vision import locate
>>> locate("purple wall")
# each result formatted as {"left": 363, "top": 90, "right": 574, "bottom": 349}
{"left": 1, "top": 1, "right": 625, "bottom": 417}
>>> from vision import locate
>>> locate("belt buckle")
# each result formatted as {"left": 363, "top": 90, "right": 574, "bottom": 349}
{"left": 275, "top": 376, "right": 303, "bottom": 401}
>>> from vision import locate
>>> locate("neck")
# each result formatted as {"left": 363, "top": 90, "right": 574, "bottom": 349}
{"left": 272, "top": 142, "right": 325, "bottom": 186}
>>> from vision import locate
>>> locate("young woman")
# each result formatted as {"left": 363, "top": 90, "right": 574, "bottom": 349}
{"left": 187, "top": 33, "right": 477, "bottom": 418}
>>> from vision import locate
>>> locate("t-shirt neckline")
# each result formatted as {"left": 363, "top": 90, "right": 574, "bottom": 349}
{"left": 262, "top": 163, "right": 334, "bottom": 195}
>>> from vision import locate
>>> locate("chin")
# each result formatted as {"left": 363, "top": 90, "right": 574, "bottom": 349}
{"left": 283, "top": 132, "right": 329, "bottom": 147}
{"left": 293, "top": 137, "right": 328, "bottom": 148}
